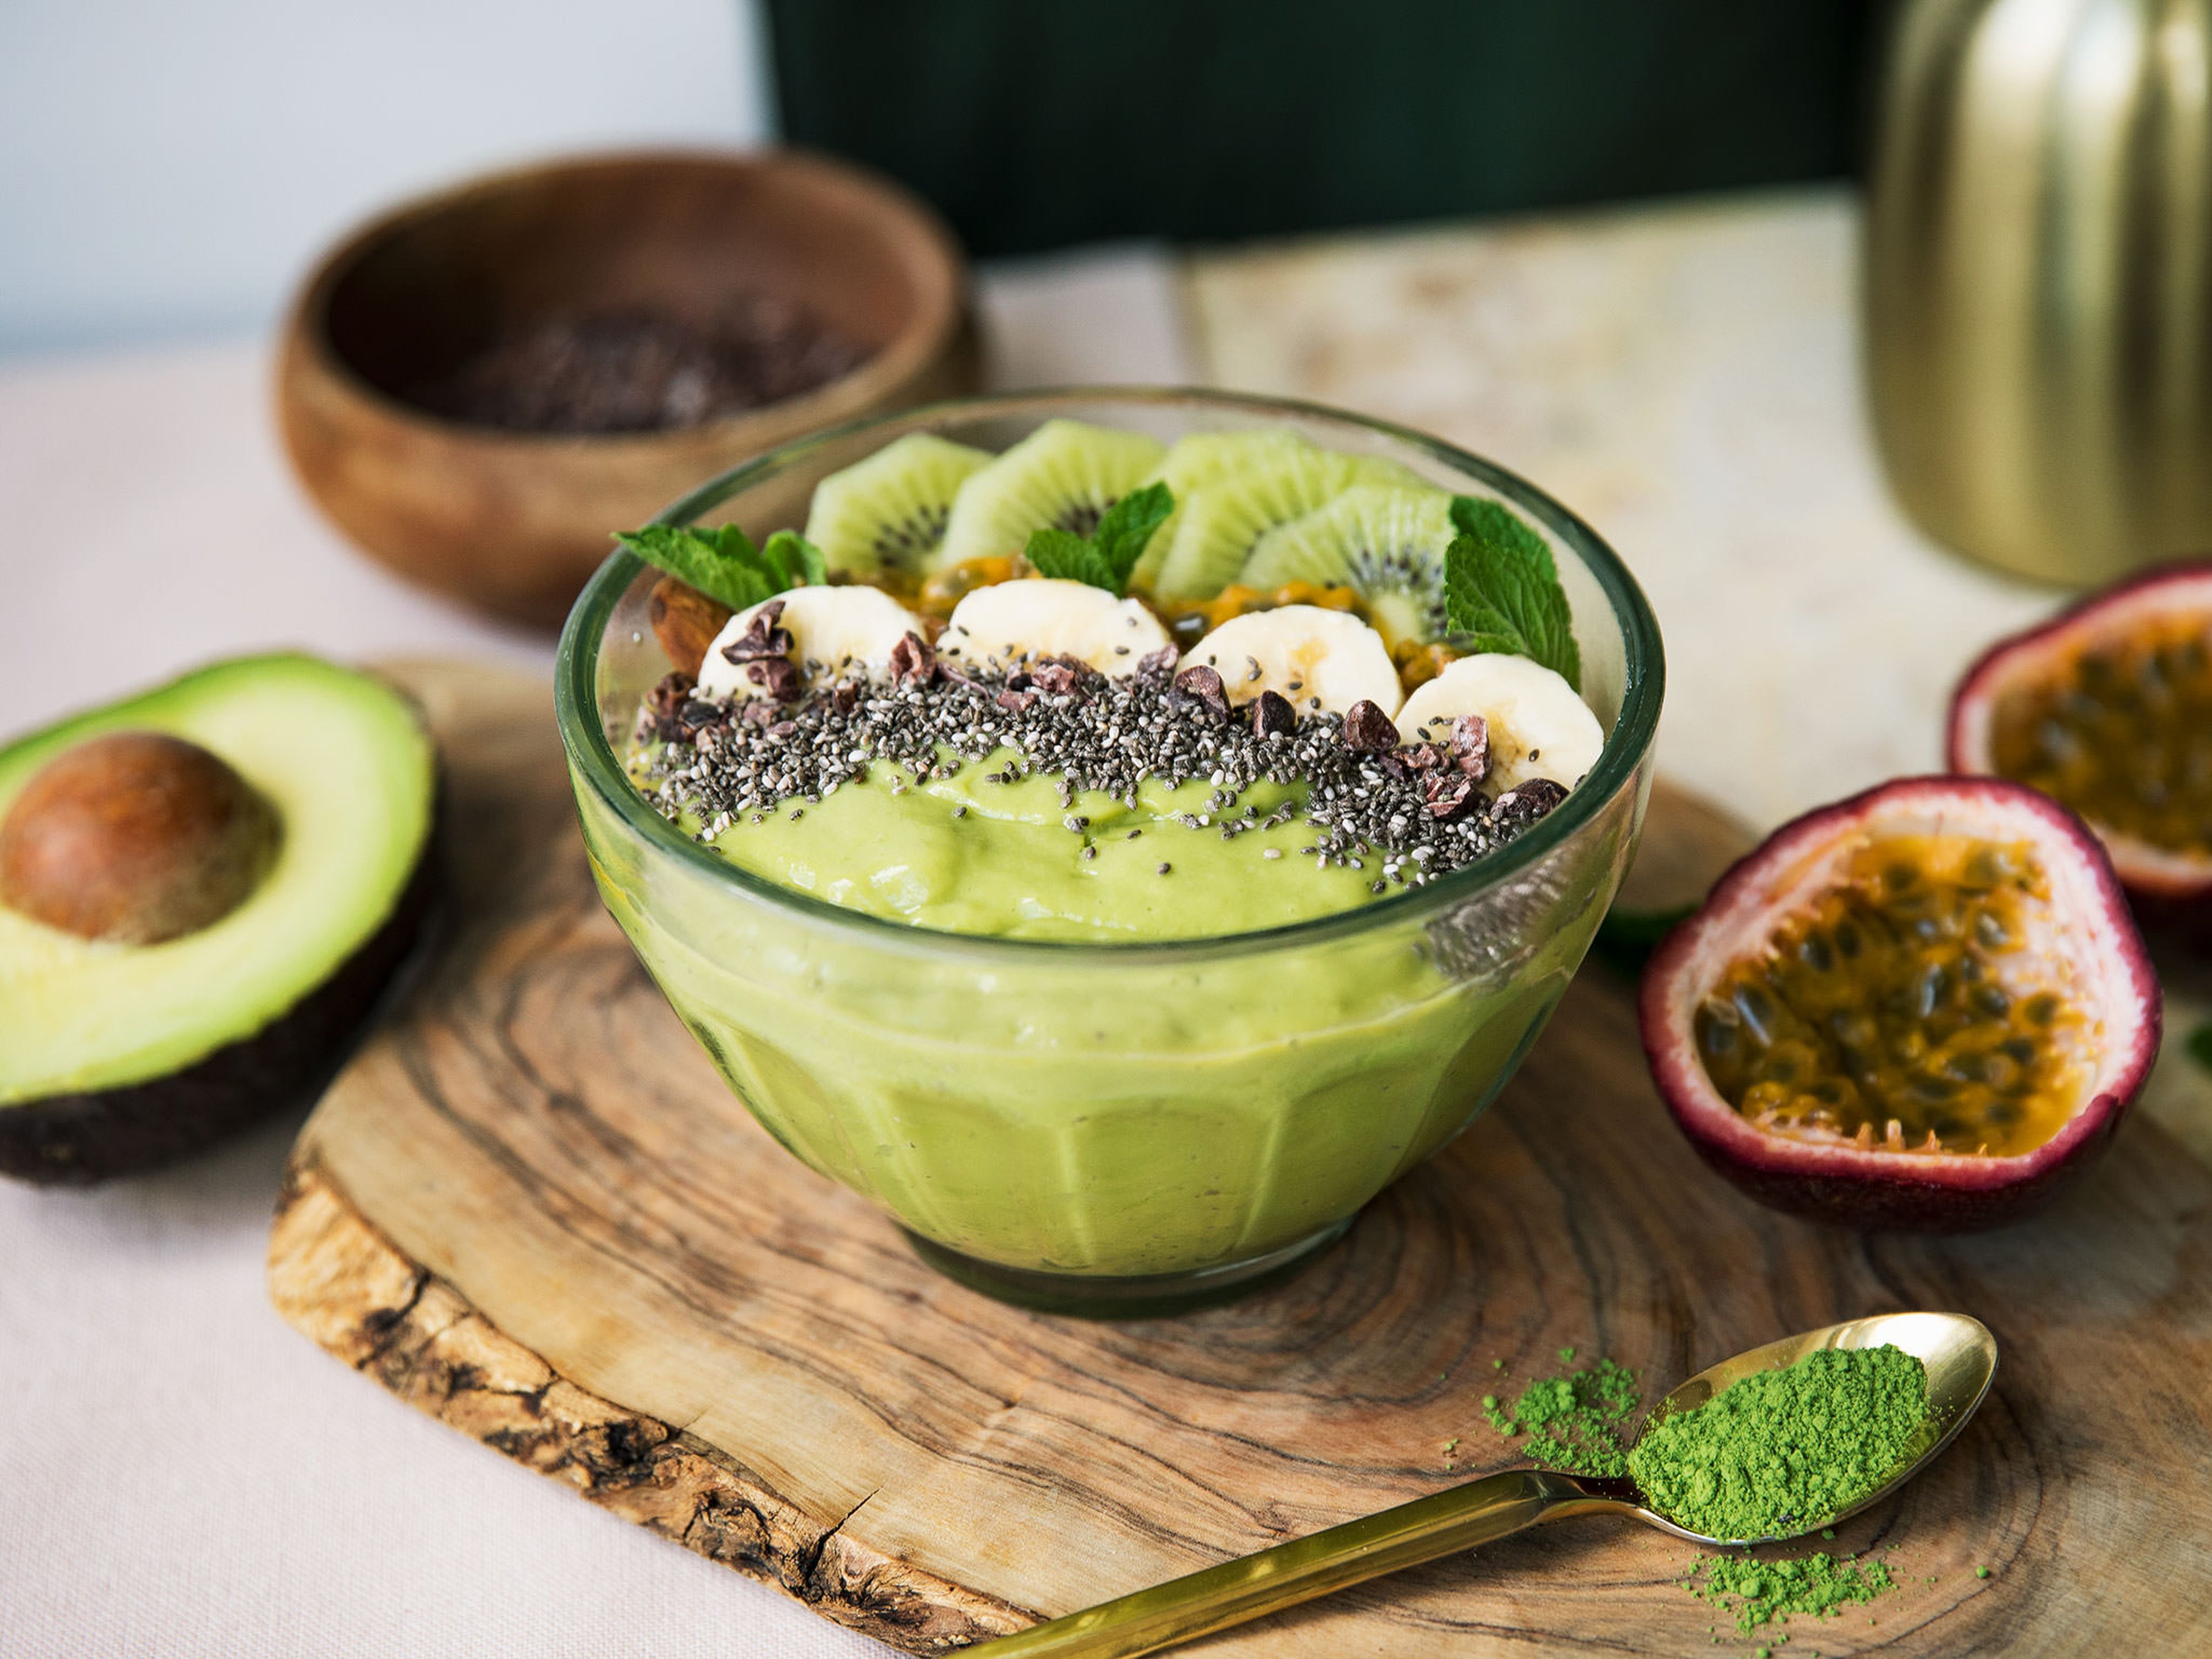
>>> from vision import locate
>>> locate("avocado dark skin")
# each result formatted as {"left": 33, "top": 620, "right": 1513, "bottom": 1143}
{"left": 0, "top": 840, "right": 440, "bottom": 1185}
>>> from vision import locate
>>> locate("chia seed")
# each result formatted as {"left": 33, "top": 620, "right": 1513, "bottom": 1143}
{"left": 627, "top": 655, "right": 1562, "bottom": 884}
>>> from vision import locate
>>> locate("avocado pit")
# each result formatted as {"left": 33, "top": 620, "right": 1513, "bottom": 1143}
{"left": 0, "top": 730, "right": 279, "bottom": 944}
{"left": 1641, "top": 778, "right": 2160, "bottom": 1229}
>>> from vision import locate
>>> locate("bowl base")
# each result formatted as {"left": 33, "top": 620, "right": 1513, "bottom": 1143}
{"left": 901, "top": 1218, "right": 1354, "bottom": 1319}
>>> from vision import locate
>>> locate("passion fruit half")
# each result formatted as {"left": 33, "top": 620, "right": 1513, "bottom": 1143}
{"left": 1639, "top": 778, "right": 2160, "bottom": 1229}
{"left": 1949, "top": 562, "right": 2212, "bottom": 934}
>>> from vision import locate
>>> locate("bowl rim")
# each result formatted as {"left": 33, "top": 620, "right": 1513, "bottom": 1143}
{"left": 554, "top": 385, "right": 1666, "bottom": 962}
{"left": 281, "top": 145, "right": 968, "bottom": 451}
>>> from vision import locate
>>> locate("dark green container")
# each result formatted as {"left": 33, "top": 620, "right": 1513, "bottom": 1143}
{"left": 766, "top": 0, "right": 1881, "bottom": 256}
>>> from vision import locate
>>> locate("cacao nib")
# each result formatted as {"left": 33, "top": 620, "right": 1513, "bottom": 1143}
{"left": 1342, "top": 700, "right": 1400, "bottom": 752}
{"left": 1422, "top": 770, "right": 1479, "bottom": 820}
{"left": 648, "top": 672, "right": 719, "bottom": 741}
{"left": 1028, "top": 658, "right": 1082, "bottom": 696}
{"left": 995, "top": 687, "right": 1039, "bottom": 713}
{"left": 721, "top": 600, "right": 793, "bottom": 665}
{"left": 745, "top": 656, "right": 802, "bottom": 703}
{"left": 888, "top": 630, "right": 937, "bottom": 687}
{"left": 1490, "top": 777, "right": 1569, "bottom": 827}
{"left": 405, "top": 298, "right": 871, "bottom": 437}
{"left": 1169, "top": 664, "right": 1230, "bottom": 718}
{"left": 1449, "top": 715, "right": 1490, "bottom": 781}
{"left": 1138, "top": 645, "right": 1180, "bottom": 678}
{"left": 1252, "top": 689, "right": 1297, "bottom": 740}
{"left": 1388, "top": 742, "right": 1444, "bottom": 778}
{"left": 649, "top": 672, "right": 696, "bottom": 724}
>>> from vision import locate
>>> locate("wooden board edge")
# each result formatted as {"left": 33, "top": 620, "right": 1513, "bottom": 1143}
{"left": 265, "top": 1151, "right": 1037, "bottom": 1654}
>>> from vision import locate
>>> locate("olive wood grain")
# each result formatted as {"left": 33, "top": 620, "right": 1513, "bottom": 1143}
{"left": 268, "top": 661, "right": 2212, "bottom": 1655}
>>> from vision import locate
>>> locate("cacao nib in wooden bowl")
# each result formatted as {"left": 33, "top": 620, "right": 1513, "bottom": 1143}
{"left": 278, "top": 149, "right": 978, "bottom": 628}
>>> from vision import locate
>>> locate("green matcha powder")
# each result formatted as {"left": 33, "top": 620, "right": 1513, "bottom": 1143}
{"left": 1628, "top": 1345, "right": 1930, "bottom": 1541}
{"left": 1483, "top": 1358, "right": 1641, "bottom": 1477}
{"left": 1480, "top": 1344, "right": 1930, "bottom": 1647}
{"left": 1688, "top": 1550, "right": 1896, "bottom": 1635}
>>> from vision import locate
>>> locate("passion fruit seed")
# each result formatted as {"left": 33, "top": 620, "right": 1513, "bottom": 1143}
{"left": 1162, "top": 582, "right": 1368, "bottom": 654}
{"left": 1988, "top": 613, "right": 2212, "bottom": 856}
{"left": 915, "top": 554, "right": 1024, "bottom": 619}
{"left": 0, "top": 730, "right": 280, "bottom": 945}
{"left": 1692, "top": 833, "right": 2088, "bottom": 1159}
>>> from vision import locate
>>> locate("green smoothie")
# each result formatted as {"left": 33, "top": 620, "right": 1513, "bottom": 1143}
{"left": 581, "top": 747, "right": 1633, "bottom": 1279}
{"left": 584, "top": 412, "right": 1645, "bottom": 1287}
{"left": 689, "top": 749, "right": 1381, "bottom": 941}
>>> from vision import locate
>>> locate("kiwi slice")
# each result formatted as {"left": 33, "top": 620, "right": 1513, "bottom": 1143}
{"left": 803, "top": 432, "right": 993, "bottom": 578}
{"left": 935, "top": 419, "right": 1166, "bottom": 569}
{"left": 1238, "top": 484, "right": 1457, "bottom": 647}
{"left": 1130, "top": 429, "right": 1303, "bottom": 595}
{"left": 1149, "top": 437, "right": 1426, "bottom": 602}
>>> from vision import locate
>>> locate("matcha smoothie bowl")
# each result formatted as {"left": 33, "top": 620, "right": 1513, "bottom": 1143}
{"left": 555, "top": 389, "right": 1663, "bottom": 1312}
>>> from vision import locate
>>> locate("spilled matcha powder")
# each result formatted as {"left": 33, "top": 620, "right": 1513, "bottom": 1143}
{"left": 1483, "top": 1358, "right": 1641, "bottom": 1477}
{"left": 1688, "top": 1551, "right": 1895, "bottom": 1634}
{"left": 1630, "top": 1344, "right": 1930, "bottom": 1540}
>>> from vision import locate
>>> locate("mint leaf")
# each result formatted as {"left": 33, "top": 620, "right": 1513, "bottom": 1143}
{"left": 617, "top": 525, "right": 772, "bottom": 612}
{"left": 1442, "top": 497, "right": 1581, "bottom": 690}
{"left": 1091, "top": 482, "right": 1174, "bottom": 596}
{"left": 1024, "top": 527, "right": 1119, "bottom": 590}
{"left": 1451, "top": 496, "right": 1559, "bottom": 582}
{"left": 616, "top": 522, "right": 827, "bottom": 614}
{"left": 763, "top": 529, "right": 828, "bottom": 590}
{"left": 1020, "top": 484, "right": 1175, "bottom": 598}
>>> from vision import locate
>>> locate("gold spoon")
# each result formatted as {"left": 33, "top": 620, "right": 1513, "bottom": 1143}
{"left": 973, "top": 1310, "right": 1997, "bottom": 1659}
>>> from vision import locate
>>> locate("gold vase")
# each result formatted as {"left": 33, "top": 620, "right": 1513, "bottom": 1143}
{"left": 1866, "top": 0, "right": 2212, "bottom": 586}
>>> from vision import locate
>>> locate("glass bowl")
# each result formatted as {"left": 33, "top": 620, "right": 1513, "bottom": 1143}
{"left": 555, "top": 389, "right": 1664, "bottom": 1314}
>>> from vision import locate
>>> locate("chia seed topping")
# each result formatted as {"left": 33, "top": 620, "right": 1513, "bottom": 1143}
{"left": 630, "top": 652, "right": 1565, "bottom": 885}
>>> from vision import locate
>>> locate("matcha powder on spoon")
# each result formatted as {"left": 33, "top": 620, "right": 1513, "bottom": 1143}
{"left": 1629, "top": 1344, "right": 1931, "bottom": 1540}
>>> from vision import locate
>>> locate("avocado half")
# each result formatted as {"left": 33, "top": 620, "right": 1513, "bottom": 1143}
{"left": 0, "top": 654, "right": 437, "bottom": 1184}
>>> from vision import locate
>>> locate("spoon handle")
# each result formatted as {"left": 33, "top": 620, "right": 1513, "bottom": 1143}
{"left": 971, "top": 1468, "right": 1630, "bottom": 1659}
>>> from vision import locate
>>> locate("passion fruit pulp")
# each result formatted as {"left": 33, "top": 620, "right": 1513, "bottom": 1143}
{"left": 1641, "top": 778, "right": 2160, "bottom": 1229}
{"left": 1950, "top": 562, "right": 2212, "bottom": 931}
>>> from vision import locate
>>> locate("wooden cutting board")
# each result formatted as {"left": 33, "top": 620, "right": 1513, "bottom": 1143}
{"left": 267, "top": 661, "right": 2212, "bottom": 1655}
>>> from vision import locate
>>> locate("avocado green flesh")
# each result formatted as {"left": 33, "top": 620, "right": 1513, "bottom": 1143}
{"left": 0, "top": 655, "right": 434, "bottom": 1104}
{"left": 673, "top": 749, "right": 1385, "bottom": 940}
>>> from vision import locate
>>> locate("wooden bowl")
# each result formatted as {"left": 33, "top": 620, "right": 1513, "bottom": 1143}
{"left": 278, "top": 149, "right": 978, "bottom": 627}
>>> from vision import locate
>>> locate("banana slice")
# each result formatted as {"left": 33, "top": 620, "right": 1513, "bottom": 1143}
{"left": 1180, "top": 605, "right": 1402, "bottom": 717}
{"left": 938, "top": 578, "right": 1172, "bottom": 677}
{"left": 1395, "top": 653, "right": 1603, "bottom": 791}
{"left": 694, "top": 585, "right": 925, "bottom": 699}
